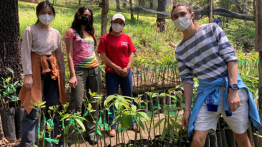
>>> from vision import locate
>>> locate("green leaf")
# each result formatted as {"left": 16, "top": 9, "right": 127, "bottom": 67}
{"left": 75, "top": 118, "right": 86, "bottom": 132}
{"left": 154, "top": 118, "right": 164, "bottom": 129}
{"left": 46, "top": 119, "right": 54, "bottom": 127}
{"left": 29, "top": 106, "right": 37, "bottom": 109}
{"left": 83, "top": 109, "right": 89, "bottom": 117}
{"left": 117, "top": 126, "right": 121, "bottom": 133}
{"left": 138, "top": 112, "right": 149, "bottom": 121}
{"left": 64, "top": 124, "right": 71, "bottom": 135}
{"left": 104, "top": 95, "right": 115, "bottom": 106}
{"left": 148, "top": 111, "right": 152, "bottom": 117}
{"left": 104, "top": 121, "right": 109, "bottom": 131}
{"left": 161, "top": 126, "right": 167, "bottom": 141}
{"left": 158, "top": 104, "right": 162, "bottom": 109}
{"left": 173, "top": 129, "right": 179, "bottom": 137}
{"left": 30, "top": 100, "right": 38, "bottom": 106}
{"left": 96, "top": 129, "right": 102, "bottom": 136}
{"left": 45, "top": 138, "right": 59, "bottom": 144}
{"left": 170, "top": 127, "right": 175, "bottom": 138}
{"left": 136, "top": 119, "right": 145, "bottom": 131}
{"left": 111, "top": 115, "right": 120, "bottom": 127}
{"left": 170, "top": 118, "right": 182, "bottom": 129}
{"left": 6, "top": 67, "right": 14, "bottom": 73}
{"left": 131, "top": 105, "right": 137, "bottom": 112}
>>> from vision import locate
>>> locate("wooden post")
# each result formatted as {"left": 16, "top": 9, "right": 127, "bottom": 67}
{"left": 209, "top": 0, "right": 213, "bottom": 23}
{"left": 255, "top": 0, "right": 262, "bottom": 147}
{"left": 255, "top": 0, "right": 262, "bottom": 146}
{"left": 101, "top": 0, "right": 108, "bottom": 36}
{"left": 129, "top": 0, "right": 134, "bottom": 19}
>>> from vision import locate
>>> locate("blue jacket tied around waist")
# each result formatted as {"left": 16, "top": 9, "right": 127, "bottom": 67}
{"left": 188, "top": 74, "right": 262, "bottom": 139}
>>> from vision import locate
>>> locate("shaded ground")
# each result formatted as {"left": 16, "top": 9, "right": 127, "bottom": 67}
{"left": 69, "top": 113, "right": 183, "bottom": 147}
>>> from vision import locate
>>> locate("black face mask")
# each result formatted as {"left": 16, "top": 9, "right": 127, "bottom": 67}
{"left": 80, "top": 16, "right": 92, "bottom": 26}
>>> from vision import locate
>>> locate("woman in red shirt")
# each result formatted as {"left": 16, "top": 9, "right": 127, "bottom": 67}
{"left": 97, "top": 14, "right": 137, "bottom": 136}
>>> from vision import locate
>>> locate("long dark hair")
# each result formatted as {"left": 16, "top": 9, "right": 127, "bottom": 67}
{"left": 35, "top": 1, "right": 55, "bottom": 24}
{"left": 109, "top": 21, "right": 113, "bottom": 33}
{"left": 171, "top": 3, "right": 195, "bottom": 23}
{"left": 71, "top": 7, "right": 97, "bottom": 46}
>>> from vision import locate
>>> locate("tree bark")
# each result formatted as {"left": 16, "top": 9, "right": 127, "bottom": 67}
{"left": 101, "top": 0, "right": 108, "bottom": 36}
{"left": 116, "top": 0, "right": 121, "bottom": 11}
{"left": 157, "top": 0, "right": 166, "bottom": 32}
{"left": 140, "top": 0, "right": 145, "bottom": 6}
{"left": 209, "top": 0, "right": 213, "bottom": 23}
{"left": 0, "top": 0, "right": 22, "bottom": 82}
{"left": 150, "top": 1, "right": 153, "bottom": 9}
{"left": 234, "top": 0, "right": 244, "bottom": 14}
{"left": 123, "top": 0, "right": 127, "bottom": 7}
{"left": 129, "top": 0, "right": 134, "bottom": 19}
{"left": 256, "top": 0, "right": 262, "bottom": 146}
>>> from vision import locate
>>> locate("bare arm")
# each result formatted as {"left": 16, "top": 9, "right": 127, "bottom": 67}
{"left": 182, "top": 83, "right": 193, "bottom": 128}
{"left": 127, "top": 52, "right": 134, "bottom": 68}
{"left": 65, "top": 38, "right": 77, "bottom": 88}
{"left": 100, "top": 52, "right": 123, "bottom": 76}
{"left": 227, "top": 61, "right": 240, "bottom": 112}
{"left": 55, "top": 35, "right": 65, "bottom": 86}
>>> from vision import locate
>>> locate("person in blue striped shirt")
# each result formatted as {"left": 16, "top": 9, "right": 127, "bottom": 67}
{"left": 171, "top": 3, "right": 261, "bottom": 147}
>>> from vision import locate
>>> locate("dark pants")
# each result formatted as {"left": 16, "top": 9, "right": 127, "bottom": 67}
{"left": 20, "top": 67, "right": 60, "bottom": 147}
{"left": 67, "top": 66, "right": 101, "bottom": 135}
{"left": 106, "top": 71, "right": 136, "bottom": 129}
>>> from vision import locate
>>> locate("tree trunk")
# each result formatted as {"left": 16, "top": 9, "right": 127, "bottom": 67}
{"left": 0, "top": 0, "right": 22, "bottom": 82}
{"left": 157, "top": 0, "right": 166, "bottom": 32}
{"left": 129, "top": 0, "right": 134, "bottom": 19}
{"left": 123, "top": 0, "right": 127, "bottom": 7}
{"left": 256, "top": 0, "right": 262, "bottom": 146}
{"left": 173, "top": 0, "right": 176, "bottom": 5}
{"left": 116, "top": 0, "right": 121, "bottom": 11}
{"left": 79, "top": 0, "right": 81, "bottom": 5}
{"left": 150, "top": 1, "right": 153, "bottom": 9}
{"left": 140, "top": 0, "right": 145, "bottom": 6}
{"left": 234, "top": 0, "right": 244, "bottom": 13}
{"left": 101, "top": 0, "right": 108, "bottom": 36}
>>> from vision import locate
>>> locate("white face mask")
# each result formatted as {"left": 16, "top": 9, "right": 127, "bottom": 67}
{"left": 173, "top": 14, "right": 192, "bottom": 31}
{"left": 112, "top": 23, "right": 123, "bottom": 33}
{"left": 39, "top": 14, "right": 54, "bottom": 25}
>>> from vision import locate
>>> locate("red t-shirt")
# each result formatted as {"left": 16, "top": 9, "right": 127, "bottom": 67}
{"left": 97, "top": 33, "right": 136, "bottom": 73}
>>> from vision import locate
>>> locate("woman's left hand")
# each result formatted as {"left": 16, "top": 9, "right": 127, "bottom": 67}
{"left": 122, "top": 68, "right": 129, "bottom": 78}
{"left": 228, "top": 89, "right": 240, "bottom": 112}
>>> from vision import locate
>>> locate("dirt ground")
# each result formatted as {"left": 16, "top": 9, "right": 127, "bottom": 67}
{"left": 69, "top": 113, "right": 182, "bottom": 147}
{"left": 0, "top": 113, "right": 183, "bottom": 147}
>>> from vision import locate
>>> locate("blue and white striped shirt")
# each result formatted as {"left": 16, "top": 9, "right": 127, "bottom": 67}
{"left": 175, "top": 23, "right": 238, "bottom": 84}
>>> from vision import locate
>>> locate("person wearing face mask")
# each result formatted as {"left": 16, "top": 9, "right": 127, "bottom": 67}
{"left": 18, "top": 1, "right": 67, "bottom": 147}
{"left": 97, "top": 14, "right": 138, "bottom": 137}
{"left": 63, "top": 6, "right": 100, "bottom": 144}
{"left": 171, "top": 3, "right": 261, "bottom": 147}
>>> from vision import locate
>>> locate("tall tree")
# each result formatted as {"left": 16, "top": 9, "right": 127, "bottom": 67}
{"left": 101, "top": 0, "right": 108, "bottom": 36}
{"left": 116, "top": 0, "right": 121, "bottom": 11}
{"left": 140, "top": 0, "right": 145, "bottom": 6}
{"left": 129, "top": 0, "right": 134, "bottom": 19}
{"left": 123, "top": 0, "right": 127, "bottom": 7}
{"left": 150, "top": 0, "right": 153, "bottom": 9}
{"left": 0, "top": 0, "right": 22, "bottom": 82}
{"left": 256, "top": 0, "right": 262, "bottom": 146}
{"left": 157, "top": 0, "right": 166, "bottom": 32}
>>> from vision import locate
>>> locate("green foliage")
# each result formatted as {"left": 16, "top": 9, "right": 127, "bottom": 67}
{"left": 0, "top": 67, "right": 23, "bottom": 107}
